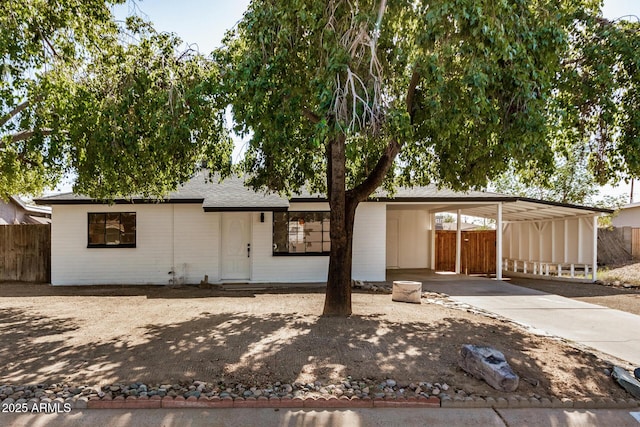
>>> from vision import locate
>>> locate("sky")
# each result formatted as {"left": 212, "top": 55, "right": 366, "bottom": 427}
{"left": 120, "top": 0, "right": 640, "bottom": 54}
{"left": 114, "top": 0, "right": 251, "bottom": 54}
{"left": 65, "top": 0, "right": 640, "bottom": 201}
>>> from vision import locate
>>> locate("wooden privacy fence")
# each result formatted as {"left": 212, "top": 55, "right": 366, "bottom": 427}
{"left": 435, "top": 230, "right": 496, "bottom": 275}
{"left": 0, "top": 224, "right": 50, "bottom": 282}
{"left": 633, "top": 228, "right": 640, "bottom": 259}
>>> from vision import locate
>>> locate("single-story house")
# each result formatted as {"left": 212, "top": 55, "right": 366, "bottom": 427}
{"left": 0, "top": 196, "right": 51, "bottom": 225}
{"left": 35, "top": 172, "right": 611, "bottom": 286}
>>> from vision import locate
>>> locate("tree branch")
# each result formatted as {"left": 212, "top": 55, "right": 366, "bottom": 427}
{"left": 0, "top": 100, "right": 31, "bottom": 128}
{"left": 348, "top": 69, "right": 421, "bottom": 202}
{"left": 302, "top": 108, "right": 321, "bottom": 124}
{"left": 10, "top": 129, "right": 53, "bottom": 144}
{"left": 406, "top": 70, "right": 420, "bottom": 123}
{"left": 348, "top": 138, "right": 401, "bottom": 202}
{"left": 37, "top": 26, "right": 59, "bottom": 59}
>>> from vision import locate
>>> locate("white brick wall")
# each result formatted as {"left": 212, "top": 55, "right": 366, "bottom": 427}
{"left": 51, "top": 201, "right": 388, "bottom": 285}
{"left": 173, "top": 206, "right": 220, "bottom": 284}
{"left": 251, "top": 211, "right": 329, "bottom": 282}
{"left": 51, "top": 204, "right": 219, "bottom": 285}
{"left": 613, "top": 206, "right": 640, "bottom": 228}
{"left": 251, "top": 202, "right": 386, "bottom": 282}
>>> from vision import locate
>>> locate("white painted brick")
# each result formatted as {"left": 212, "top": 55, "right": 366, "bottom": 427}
{"left": 51, "top": 204, "right": 216, "bottom": 285}
{"left": 51, "top": 201, "right": 387, "bottom": 285}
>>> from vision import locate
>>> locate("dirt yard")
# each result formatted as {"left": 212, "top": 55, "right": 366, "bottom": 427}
{"left": 0, "top": 282, "right": 634, "bottom": 400}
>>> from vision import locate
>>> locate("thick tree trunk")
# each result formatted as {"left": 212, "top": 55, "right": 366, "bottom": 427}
{"left": 322, "top": 200, "right": 357, "bottom": 316}
{"left": 323, "top": 135, "right": 357, "bottom": 317}
{"left": 320, "top": 70, "right": 420, "bottom": 316}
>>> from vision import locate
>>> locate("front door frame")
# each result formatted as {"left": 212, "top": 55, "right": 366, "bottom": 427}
{"left": 220, "top": 212, "right": 252, "bottom": 281}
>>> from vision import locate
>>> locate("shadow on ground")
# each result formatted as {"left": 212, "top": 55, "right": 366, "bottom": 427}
{"left": 0, "top": 300, "right": 625, "bottom": 400}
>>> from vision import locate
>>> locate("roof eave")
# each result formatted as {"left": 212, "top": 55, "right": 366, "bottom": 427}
{"left": 203, "top": 206, "right": 289, "bottom": 212}
{"left": 513, "top": 197, "right": 614, "bottom": 214}
{"left": 34, "top": 198, "right": 205, "bottom": 205}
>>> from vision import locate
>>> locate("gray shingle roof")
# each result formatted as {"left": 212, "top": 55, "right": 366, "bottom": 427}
{"left": 187, "top": 174, "right": 289, "bottom": 211}
{"left": 34, "top": 171, "right": 611, "bottom": 220}
{"left": 35, "top": 172, "right": 290, "bottom": 210}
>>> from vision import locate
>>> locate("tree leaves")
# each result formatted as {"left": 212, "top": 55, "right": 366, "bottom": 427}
{"left": 0, "top": 1, "right": 232, "bottom": 199}
{"left": 219, "top": 0, "right": 636, "bottom": 197}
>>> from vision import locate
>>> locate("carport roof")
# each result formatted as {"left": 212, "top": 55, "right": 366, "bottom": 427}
{"left": 371, "top": 188, "right": 613, "bottom": 222}
{"left": 35, "top": 172, "right": 612, "bottom": 221}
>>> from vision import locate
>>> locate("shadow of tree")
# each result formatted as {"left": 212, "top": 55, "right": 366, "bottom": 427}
{"left": 0, "top": 302, "right": 626, "bottom": 399}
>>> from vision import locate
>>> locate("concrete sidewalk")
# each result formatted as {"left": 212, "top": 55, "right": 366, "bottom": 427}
{"left": 3, "top": 408, "right": 640, "bottom": 427}
{"left": 421, "top": 277, "right": 640, "bottom": 367}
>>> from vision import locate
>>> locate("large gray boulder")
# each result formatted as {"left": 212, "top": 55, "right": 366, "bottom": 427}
{"left": 612, "top": 366, "right": 640, "bottom": 398}
{"left": 459, "top": 345, "right": 519, "bottom": 392}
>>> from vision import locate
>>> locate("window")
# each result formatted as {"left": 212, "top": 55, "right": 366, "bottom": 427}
{"left": 273, "top": 211, "right": 330, "bottom": 255}
{"left": 88, "top": 212, "right": 136, "bottom": 248}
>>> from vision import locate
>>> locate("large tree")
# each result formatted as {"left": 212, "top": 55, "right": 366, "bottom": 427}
{"left": 493, "top": 11, "right": 640, "bottom": 206}
{"left": 219, "top": 0, "right": 640, "bottom": 316}
{"left": 1, "top": 1, "right": 232, "bottom": 199}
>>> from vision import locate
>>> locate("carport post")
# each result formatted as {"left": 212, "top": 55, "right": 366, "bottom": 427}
{"left": 455, "top": 210, "right": 462, "bottom": 274}
{"left": 496, "top": 202, "right": 503, "bottom": 280}
{"left": 592, "top": 215, "right": 598, "bottom": 282}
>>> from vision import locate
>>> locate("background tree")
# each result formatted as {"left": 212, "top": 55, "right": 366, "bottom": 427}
{"left": 1, "top": 1, "right": 232, "bottom": 199}
{"left": 217, "top": 0, "right": 638, "bottom": 316}
{"left": 491, "top": 149, "right": 599, "bottom": 205}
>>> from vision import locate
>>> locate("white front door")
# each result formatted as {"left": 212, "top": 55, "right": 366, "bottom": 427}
{"left": 221, "top": 213, "right": 251, "bottom": 280}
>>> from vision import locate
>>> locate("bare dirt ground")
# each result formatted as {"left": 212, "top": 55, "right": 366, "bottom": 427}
{"left": 598, "top": 262, "right": 640, "bottom": 287}
{"left": 0, "top": 282, "right": 633, "bottom": 401}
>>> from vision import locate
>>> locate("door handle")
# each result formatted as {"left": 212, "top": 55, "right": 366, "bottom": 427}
{"left": 247, "top": 243, "right": 251, "bottom": 258}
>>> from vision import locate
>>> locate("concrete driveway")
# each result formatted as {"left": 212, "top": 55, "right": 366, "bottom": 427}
{"left": 394, "top": 270, "right": 640, "bottom": 367}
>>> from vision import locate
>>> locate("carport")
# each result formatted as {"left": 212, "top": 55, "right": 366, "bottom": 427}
{"left": 380, "top": 187, "right": 612, "bottom": 282}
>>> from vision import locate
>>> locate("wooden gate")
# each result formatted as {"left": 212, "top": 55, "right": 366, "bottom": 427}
{"left": 435, "top": 230, "right": 496, "bottom": 274}
{"left": 0, "top": 224, "right": 51, "bottom": 282}
{"left": 633, "top": 228, "right": 640, "bottom": 259}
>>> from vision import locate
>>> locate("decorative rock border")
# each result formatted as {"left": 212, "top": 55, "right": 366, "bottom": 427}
{"left": 3, "top": 393, "right": 637, "bottom": 410}
{"left": 2, "top": 382, "right": 638, "bottom": 410}
{"left": 3, "top": 288, "right": 638, "bottom": 411}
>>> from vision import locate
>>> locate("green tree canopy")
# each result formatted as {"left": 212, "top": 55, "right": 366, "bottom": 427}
{"left": 218, "top": 0, "right": 639, "bottom": 315}
{"left": 1, "top": 1, "right": 232, "bottom": 199}
{"left": 494, "top": 11, "right": 640, "bottom": 206}
{"left": 553, "top": 13, "right": 640, "bottom": 184}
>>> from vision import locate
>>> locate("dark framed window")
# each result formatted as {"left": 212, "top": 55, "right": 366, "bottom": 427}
{"left": 273, "top": 211, "right": 330, "bottom": 255}
{"left": 88, "top": 212, "right": 136, "bottom": 248}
